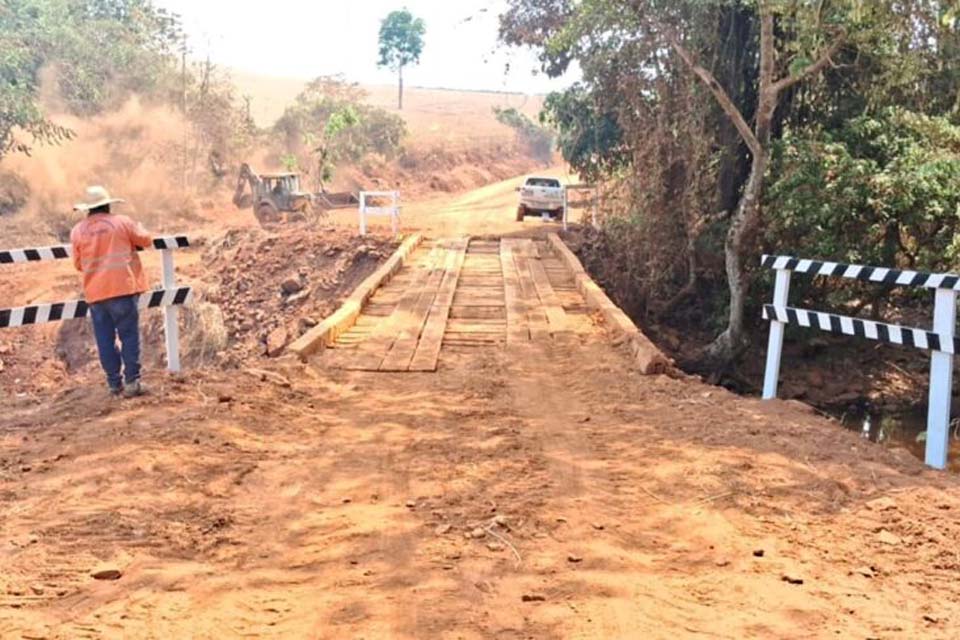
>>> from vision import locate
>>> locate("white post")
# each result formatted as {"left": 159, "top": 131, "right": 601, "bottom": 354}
{"left": 925, "top": 288, "right": 956, "bottom": 469}
{"left": 359, "top": 192, "right": 367, "bottom": 236}
{"left": 762, "top": 269, "right": 792, "bottom": 400}
{"left": 161, "top": 249, "right": 181, "bottom": 373}
{"left": 391, "top": 191, "right": 399, "bottom": 235}
{"left": 562, "top": 187, "right": 569, "bottom": 231}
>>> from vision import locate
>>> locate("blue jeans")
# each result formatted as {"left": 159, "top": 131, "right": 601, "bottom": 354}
{"left": 89, "top": 294, "right": 141, "bottom": 390}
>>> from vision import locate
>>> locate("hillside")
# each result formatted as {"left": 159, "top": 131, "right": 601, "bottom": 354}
{"left": 230, "top": 70, "right": 545, "bottom": 150}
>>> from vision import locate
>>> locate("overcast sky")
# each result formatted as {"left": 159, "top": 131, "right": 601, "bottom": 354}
{"left": 156, "top": 0, "right": 580, "bottom": 94}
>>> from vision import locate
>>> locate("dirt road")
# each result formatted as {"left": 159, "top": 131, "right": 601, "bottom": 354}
{"left": 2, "top": 177, "right": 960, "bottom": 639}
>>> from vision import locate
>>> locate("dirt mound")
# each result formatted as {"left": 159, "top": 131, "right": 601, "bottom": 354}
{"left": 201, "top": 226, "right": 398, "bottom": 362}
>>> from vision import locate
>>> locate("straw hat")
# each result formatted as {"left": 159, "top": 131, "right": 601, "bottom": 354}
{"left": 73, "top": 185, "right": 125, "bottom": 211}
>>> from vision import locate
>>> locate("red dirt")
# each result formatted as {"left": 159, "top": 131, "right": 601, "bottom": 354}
{"left": 1, "top": 178, "right": 960, "bottom": 638}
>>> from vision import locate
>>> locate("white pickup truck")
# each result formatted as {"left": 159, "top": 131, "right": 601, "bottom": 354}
{"left": 516, "top": 176, "right": 564, "bottom": 222}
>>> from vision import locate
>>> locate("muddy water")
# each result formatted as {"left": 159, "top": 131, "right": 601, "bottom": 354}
{"left": 840, "top": 407, "right": 960, "bottom": 472}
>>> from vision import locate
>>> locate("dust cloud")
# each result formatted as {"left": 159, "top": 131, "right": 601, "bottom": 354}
{"left": 4, "top": 95, "right": 202, "bottom": 244}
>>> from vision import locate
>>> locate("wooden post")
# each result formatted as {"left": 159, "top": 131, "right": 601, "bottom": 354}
{"left": 925, "top": 288, "right": 956, "bottom": 469}
{"left": 593, "top": 185, "right": 599, "bottom": 228}
{"left": 762, "top": 269, "right": 792, "bottom": 400}
{"left": 161, "top": 249, "right": 181, "bottom": 373}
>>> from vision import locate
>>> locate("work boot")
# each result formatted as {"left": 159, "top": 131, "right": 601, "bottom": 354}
{"left": 109, "top": 385, "right": 124, "bottom": 398}
{"left": 123, "top": 380, "right": 147, "bottom": 398}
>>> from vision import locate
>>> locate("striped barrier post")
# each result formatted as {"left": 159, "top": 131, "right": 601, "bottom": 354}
{"left": 0, "top": 236, "right": 192, "bottom": 373}
{"left": 761, "top": 255, "right": 960, "bottom": 469}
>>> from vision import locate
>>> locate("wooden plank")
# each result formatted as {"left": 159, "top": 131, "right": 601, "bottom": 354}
{"left": 527, "top": 250, "right": 570, "bottom": 334}
{"left": 288, "top": 233, "right": 423, "bottom": 358}
{"left": 512, "top": 240, "right": 549, "bottom": 341}
{"left": 344, "top": 246, "right": 442, "bottom": 370}
{"left": 449, "top": 306, "right": 505, "bottom": 320}
{"left": 407, "top": 239, "right": 469, "bottom": 372}
{"left": 500, "top": 239, "right": 529, "bottom": 345}
{"left": 379, "top": 243, "right": 452, "bottom": 372}
{"left": 445, "top": 322, "right": 506, "bottom": 334}
{"left": 546, "top": 233, "right": 672, "bottom": 374}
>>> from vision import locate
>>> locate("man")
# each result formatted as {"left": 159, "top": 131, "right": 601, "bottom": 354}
{"left": 70, "top": 186, "right": 152, "bottom": 398}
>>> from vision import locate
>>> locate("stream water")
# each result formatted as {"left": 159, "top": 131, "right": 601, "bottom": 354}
{"left": 839, "top": 407, "right": 960, "bottom": 472}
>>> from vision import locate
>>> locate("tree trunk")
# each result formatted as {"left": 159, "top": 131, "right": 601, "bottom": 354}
{"left": 398, "top": 65, "right": 404, "bottom": 110}
{"left": 706, "top": 148, "right": 769, "bottom": 362}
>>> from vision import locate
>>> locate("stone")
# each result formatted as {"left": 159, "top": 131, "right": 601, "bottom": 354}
{"left": 781, "top": 573, "right": 804, "bottom": 585}
{"left": 218, "top": 394, "right": 233, "bottom": 403}
{"left": 753, "top": 549, "right": 765, "bottom": 558}
{"left": 522, "top": 593, "right": 546, "bottom": 602}
{"left": 91, "top": 566, "right": 122, "bottom": 581}
{"left": 285, "top": 289, "right": 311, "bottom": 306}
{"left": 877, "top": 530, "right": 901, "bottom": 546}
{"left": 405, "top": 500, "right": 417, "bottom": 509}
{"left": 265, "top": 327, "right": 289, "bottom": 357}
{"left": 280, "top": 275, "right": 304, "bottom": 295}
{"left": 29, "top": 584, "right": 44, "bottom": 595}
{"left": 469, "top": 527, "right": 486, "bottom": 539}
{"left": 568, "top": 554, "right": 584, "bottom": 563}
{"left": 486, "top": 542, "right": 503, "bottom": 552}
{"left": 435, "top": 524, "right": 452, "bottom": 536}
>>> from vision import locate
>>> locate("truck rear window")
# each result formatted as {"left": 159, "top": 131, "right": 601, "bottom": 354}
{"left": 526, "top": 178, "right": 561, "bottom": 188}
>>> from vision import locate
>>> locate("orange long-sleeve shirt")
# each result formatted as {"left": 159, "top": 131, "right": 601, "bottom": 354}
{"left": 70, "top": 213, "right": 152, "bottom": 304}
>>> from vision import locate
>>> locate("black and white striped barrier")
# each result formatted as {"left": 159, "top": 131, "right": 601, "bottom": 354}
{"left": 0, "top": 236, "right": 190, "bottom": 264}
{"left": 1, "top": 236, "right": 192, "bottom": 373}
{"left": 0, "top": 288, "right": 193, "bottom": 328}
{"left": 761, "top": 255, "right": 960, "bottom": 291}
{"left": 761, "top": 254, "right": 958, "bottom": 470}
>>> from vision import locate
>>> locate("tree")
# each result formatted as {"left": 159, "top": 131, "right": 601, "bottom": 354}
{"left": 273, "top": 76, "right": 406, "bottom": 190}
{"left": 501, "top": 0, "right": 914, "bottom": 366}
{"left": 377, "top": 9, "right": 425, "bottom": 110}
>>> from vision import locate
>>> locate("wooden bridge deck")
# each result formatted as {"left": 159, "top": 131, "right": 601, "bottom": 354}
{"left": 325, "top": 237, "right": 595, "bottom": 371}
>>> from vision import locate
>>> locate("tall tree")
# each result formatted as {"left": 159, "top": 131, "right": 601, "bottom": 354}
{"left": 502, "top": 0, "right": 911, "bottom": 365}
{"left": 377, "top": 9, "right": 426, "bottom": 110}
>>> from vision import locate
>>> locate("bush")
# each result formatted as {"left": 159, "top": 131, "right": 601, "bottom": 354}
{"left": 494, "top": 106, "right": 554, "bottom": 162}
{"left": 273, "top": 76, "right": 406, "bottom": 189}
{"left": 766, "top": 108, "right": 960, "bottom": 272}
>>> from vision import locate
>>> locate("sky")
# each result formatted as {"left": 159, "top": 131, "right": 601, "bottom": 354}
{"left": 156, "top": 0, "right": 580, "bottom": 94}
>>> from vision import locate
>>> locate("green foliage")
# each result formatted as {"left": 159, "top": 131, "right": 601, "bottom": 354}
{"left": 494, "top": 106, "right": 554, "bottom": 162}
{"left": 767, "top": 109, "right": 960, "bottom": 272}
{"left": 377, "top": 9, "right": 426, "bottom": 72}
{"left": 541, "top": 84, "right": 625, "bottom": 181}
{"left": 502, "top": 0, "right": 960, "bottom": 354}
{"left": 274, "top": 76, "right": 406, "bottom": 189}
